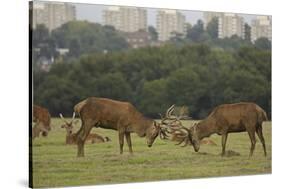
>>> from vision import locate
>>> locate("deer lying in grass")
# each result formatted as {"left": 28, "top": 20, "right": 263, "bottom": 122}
{"left": 170, "top": 132, "right": 217, "bottom": 146}
{"left": 60, "top": 113, "right": 111, "bottom": 145}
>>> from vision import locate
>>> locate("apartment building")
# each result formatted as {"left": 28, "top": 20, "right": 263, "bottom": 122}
{"left": 156, "top": 10, "right": 186, "bottom": 41}
{"left": 251, "top": 15, "right": 272, "bottom": 42}
{"left": 103, "top": 6, "right": 147, "bottom": 32}
{"left": 32, "top": 1, "right": 76, "bottom": 31}
{"left": 218, "top": 13, "right": 244, "bottom": 39}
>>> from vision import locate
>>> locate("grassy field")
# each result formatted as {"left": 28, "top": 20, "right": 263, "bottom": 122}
{"left": 32, "top": 118, "right": 271, "bottom": 188}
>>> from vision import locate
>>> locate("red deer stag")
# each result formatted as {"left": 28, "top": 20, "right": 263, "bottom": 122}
{"left": 71, "top": 97, "right": 167, "bottom": 157}
{"left": 32, "top": 105, "right": 51, "bottom": 139}
{"left": 186, "top": 102, "right": 268, "bottom": 156}
{"left": 60, "top": 113, "right": 111, "bottom": 144}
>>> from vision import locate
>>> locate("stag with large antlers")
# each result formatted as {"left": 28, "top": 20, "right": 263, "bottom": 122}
{"left": 166, "top": 102, "right": 268, "bottom": 157}
{"left": 188, "top": 102, "right": 268, "bottom": 157}
{"left": 60, "top": 113, "right": 111, "bottom": 145}
{"left": 68, "top": 97, "right": 168, "bottom": 157}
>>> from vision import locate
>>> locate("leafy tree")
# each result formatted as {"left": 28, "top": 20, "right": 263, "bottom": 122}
{"left": 92, "top": 73, "right": 132, "bottom": 101}
{"left": 186, "top": 20, "right": 204, "bottom": 42}
{"left": 139, "top": 79, "right": 168, "bottom": 117}
{"left": 254, "top": 37, "right": 271, "bottom": 50}
{"left": 206, "top": 17, "right": 218, "bottom": 39}
{"left": 51, "top": 21, "right": 129, "bottom": 58}
{"left": 148, "top": 26, "right": 158, "bottom": 41}
{"left": 33, "top": 43, "right": 271, "bottom": 119}
{"left": 244, "top": 23, "right": 251, "bottom": 42}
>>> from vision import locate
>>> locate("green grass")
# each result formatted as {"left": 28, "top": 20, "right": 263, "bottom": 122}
{"left": 32, "top": 119, "right": 271, "bottom": 188}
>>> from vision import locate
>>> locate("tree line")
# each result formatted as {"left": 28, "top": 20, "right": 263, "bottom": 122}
{"left": 33, "top": 43, "right": 271, "bottom": 119}
{"left": 32, "top": 20, "right": 271, "bottom": 67}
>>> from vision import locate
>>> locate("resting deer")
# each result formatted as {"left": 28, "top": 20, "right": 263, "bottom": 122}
{"left": 170, "top": 132, "right": 217, "bottom": 146}
{"left": 60, "top": 113, "right": 111, "bottom": 145}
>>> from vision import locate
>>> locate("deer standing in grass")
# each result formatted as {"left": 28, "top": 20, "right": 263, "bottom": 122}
{"left": 165, "top": 103, "right": 268, "bottom": 157}
{"left": 32, "top": 105, "right": 52, "bottom": 139}
{"left": 69, "top": 97, "right": 167, "bottom": 157}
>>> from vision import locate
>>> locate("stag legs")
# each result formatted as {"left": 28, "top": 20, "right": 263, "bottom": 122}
{"left": 221, "top": 133, "right": 228, "bottom": 156}
{"left": 77, "top": 122, "right": 94, "bottom": 157}
{"left": 125, "top": 132, "right": 133, "bottom": 154}
{"left": 256, "top": 126, "right": 267, "bottom": 157}
{"left": 32, "top": 126, "right": 41, "bottom": 139}
{"left": 119, "top": 131, "right": 125, "bottom": 154}
{"left": 248, "top": 130, "right": 256, "bottom": 157}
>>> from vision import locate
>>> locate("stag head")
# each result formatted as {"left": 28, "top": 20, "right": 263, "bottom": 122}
{"left": 188, "top": 123, "right": 200, "bottom": 152}
{"left": 59, "top": 112, "right": 77, "bottom": 135}
{"left": 145, "top": 121, "right": 161, "bottom": 147}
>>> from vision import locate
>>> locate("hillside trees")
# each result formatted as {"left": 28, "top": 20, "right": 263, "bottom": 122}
{"left": 33, "top": 44, "right": 271, "bottom": 119}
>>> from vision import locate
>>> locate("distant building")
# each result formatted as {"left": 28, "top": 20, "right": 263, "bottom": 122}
{"left": 32, "top": 1, "right": 76, "bottom": 31}
{"left": 203, "top": 12, "right": 222, "bottom": 29}
{"left": 103, "top": 6, "right": 147, "bottom": 32}
{"left": 251, "top": 16, "right": 272, "bottom": 43}
{"left": 122, "top": 30, "right": 151, "bottom": 48}
{"left": 122, "top": 30, "right": 152, "bottom": 49}
{"left": 156, "top": 10, "right": 186, "bottom": 41}
{"left": 218, "top": 13, "right": 244, "bottom": 39}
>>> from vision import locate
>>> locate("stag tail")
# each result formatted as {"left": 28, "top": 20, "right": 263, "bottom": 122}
{"left": 262, "top": 110, "right": 268, "bottom": 121}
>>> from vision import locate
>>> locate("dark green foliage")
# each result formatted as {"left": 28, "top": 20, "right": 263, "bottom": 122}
{"left": 148, "top": 26, "right": 158, "bottom": 41}
{"left": 254, "top": 37, "right": 271, "bottom": 50}
{"left": 34, "top": 44, "right": 271, "bottom": 119}
{"left": 186, "top": 20, "right": 205, "bottom": 42}
{"left": 32, "top": 21, "right": 129, "bottom": 64}
{"left": 51, "top": 21, "right": 129, "bottom": 58}
{"left": 206, "top": 17, "right": 218, "bottom": 39}
{"left": 244, "top": 23, "right": 251, "bottom": 42}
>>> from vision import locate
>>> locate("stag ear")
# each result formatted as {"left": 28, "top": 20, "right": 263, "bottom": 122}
{"left": 61, "top": 125, "right": 65, "bottom": 128}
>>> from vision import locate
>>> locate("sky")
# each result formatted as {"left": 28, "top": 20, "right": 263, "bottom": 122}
{"left": 74, "top": 3, "right": 257, "bottom": 26}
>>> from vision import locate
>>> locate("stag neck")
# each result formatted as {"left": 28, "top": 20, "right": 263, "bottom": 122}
{"left": 196, "top": 119, "right": 217, "bottom": 140}
{"left": 134, "top": 117, "right": 154, "bottom": 137}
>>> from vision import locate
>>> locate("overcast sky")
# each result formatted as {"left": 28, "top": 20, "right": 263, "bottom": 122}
{"left": 74, "top": 3, "right": 257, "bottom": 26}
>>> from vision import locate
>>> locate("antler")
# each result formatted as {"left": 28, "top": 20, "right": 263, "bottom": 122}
{"left": 159, "top": 105, "right": 191, "bottom": 146}
{"left": 71, "top": 112, "right": 76, "bottom": 123}
{"left": 60, "top": 112, "right": 76, "bottom": 124}
{"left": 59, "top": 113, "right": 68, "bottom": 124}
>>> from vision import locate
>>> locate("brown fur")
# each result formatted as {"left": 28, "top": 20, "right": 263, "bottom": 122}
{"left": 32, "top": 105, "right": 51, "bottom": 139}
{"left": 65, "top": 132, "right": 110, "bottom": 145}
{"left": 74, "top": 97, "right": 160, "bottom": 157}
{"left": 189, "top": 102, "right": 268, "bottom": 156}
{"left": 61, "top": 121, "right": 110, "bottom": 145}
